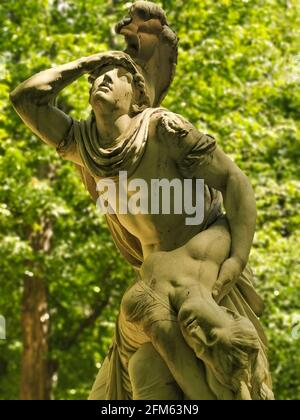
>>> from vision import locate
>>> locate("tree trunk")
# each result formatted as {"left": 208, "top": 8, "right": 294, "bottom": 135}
{"left": 20, "top": 219, "right": 53, "bottom": 400}
{"left": 20, "top": 274, "right": 50, "bottom": 400}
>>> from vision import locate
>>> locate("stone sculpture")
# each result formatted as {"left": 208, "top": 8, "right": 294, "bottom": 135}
{"left": 10, "top": 1, "right": 274, "bottom": 400}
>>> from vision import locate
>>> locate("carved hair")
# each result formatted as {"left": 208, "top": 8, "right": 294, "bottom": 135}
{"left": 207, "top": 312, "right": 273, "bottom": 400}
{"left": 179, "top": 302, "right": 273, "bottom": 399}
{"left": 88, "top": 53, "right": 151, "bottom": 116}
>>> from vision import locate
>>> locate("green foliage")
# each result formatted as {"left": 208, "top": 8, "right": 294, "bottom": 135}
{"left": 0, "top": 0, "right": 299, "bottom": 400}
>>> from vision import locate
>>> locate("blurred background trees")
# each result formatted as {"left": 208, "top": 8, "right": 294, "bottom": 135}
{"left": 0, "top": 0, "right": 299, "bottom": 400}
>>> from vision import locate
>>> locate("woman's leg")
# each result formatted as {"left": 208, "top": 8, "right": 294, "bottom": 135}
{"left": 128, "top": 342, "right": 183, "bottom": 400}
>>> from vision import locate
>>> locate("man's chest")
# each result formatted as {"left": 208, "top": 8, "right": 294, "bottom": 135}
{"left": 98, "top": 138, "right": 202, "bottom": 246}
{"left": 133, "top": 134, "right": 179, "bottom": 182}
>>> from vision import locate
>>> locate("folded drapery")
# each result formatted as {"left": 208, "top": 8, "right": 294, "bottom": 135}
{"left": 56, "top": 107, "right": 273, "bottom": 400}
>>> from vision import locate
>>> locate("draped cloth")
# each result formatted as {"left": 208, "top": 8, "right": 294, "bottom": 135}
{"left": 58, "top": 108, "right": 162, "bottom": 179}
{"left": 73, "top": 109, "right": 153, "bottom": 179}
{"left": 88, "top": 264, "right": 273, "bottom": 400}
{"left": 57, "top": 108, "right": 273, "bottom": 400}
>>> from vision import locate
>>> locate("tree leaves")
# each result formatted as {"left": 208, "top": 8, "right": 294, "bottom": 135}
{"left": 0, "top": 0, "right": 299, "bottom": 400}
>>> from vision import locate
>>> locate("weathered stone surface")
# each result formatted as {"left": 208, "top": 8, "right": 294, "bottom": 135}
{"left": 10, "top": 1, "right": 273, "bottom": 401}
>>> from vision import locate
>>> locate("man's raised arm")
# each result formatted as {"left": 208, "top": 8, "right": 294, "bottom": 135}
{"left": 10, "top": 54, "right": 106, "bottom": 148}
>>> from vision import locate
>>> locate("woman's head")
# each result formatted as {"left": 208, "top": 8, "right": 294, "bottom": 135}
{"left": 178, "top": 301, "right": 263, "bottom": 399}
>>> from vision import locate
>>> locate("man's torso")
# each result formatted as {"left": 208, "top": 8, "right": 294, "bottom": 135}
{"left": 103, "top": 116, "right": 221, "bottom": 258}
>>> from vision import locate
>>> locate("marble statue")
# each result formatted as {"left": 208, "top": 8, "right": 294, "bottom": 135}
{"left": 10, "top": 1, "right": 274, "bottom": 400}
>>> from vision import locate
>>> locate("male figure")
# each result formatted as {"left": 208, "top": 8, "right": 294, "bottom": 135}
{"left": 9, "top": 0, "right": 184, "bottom": 399}
{"left": 10, "top": 51, "right": 272, "bottom": 399}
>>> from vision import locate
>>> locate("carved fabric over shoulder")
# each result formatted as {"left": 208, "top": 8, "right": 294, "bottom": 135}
{"left": 157, "top": 111, "right": 192, "bottom": 139}
{"left": 70, "top": 108, "right": 163, "bottom": 179}
{"left": 157, "top": 111, "right": 217, "bottom": 177}
{"left": 178, "top": 132, "right": 217, "bottom": 178}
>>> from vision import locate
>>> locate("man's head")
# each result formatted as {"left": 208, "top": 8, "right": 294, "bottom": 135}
{"left": 88, "top": 53, "right": 151, "bottom": 118}
{"left": 116, "top": 1, "right": 178, "bottom": 106}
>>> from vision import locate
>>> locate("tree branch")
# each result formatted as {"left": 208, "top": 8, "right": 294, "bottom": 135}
{"left": 60, "top": 295, "right": 112, "bottom": 351}
{"left": 59, "top": 266, "right": 114, "bottom": 351}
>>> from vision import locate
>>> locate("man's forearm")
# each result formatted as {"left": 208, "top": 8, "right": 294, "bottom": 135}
{"left": 10, "top": 57, "right": 86, "bottom": 105}
{"left": 9, "top": 52, "right": 106, "bottom": 148}
{"left": 223, "top": 171, "right": 257, "bottom": 267}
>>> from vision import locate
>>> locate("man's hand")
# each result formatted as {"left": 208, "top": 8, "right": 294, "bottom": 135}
{"left": 83, "top": 53, "right": 107, "bottom": 74}
{"left": 212, "top": 257, "right": 244, "bottom": 304}
{"left": 84, "top": 52, "right": 125, "bottom": 80}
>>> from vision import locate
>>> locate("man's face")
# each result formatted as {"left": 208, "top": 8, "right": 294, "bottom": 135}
{"left": 119, "top": 9, "right": 163, "bottom": 62}
{"left": 89, "top": 65, "right": 136, "bottom": 115}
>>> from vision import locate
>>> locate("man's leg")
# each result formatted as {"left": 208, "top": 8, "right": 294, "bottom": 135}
{"left": 128, "top": 342, "right": 183, "bottom": 400}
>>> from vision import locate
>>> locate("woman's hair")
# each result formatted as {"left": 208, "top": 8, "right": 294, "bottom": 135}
{"left": 208, "top": 312, "right": 273, "bottom": 400}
